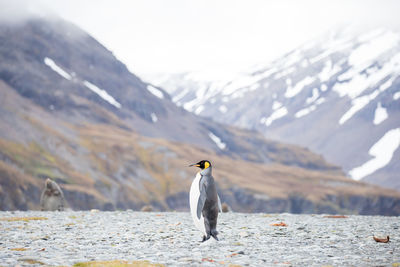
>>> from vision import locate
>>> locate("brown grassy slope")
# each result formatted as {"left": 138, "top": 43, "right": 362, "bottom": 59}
{"left": 1, "top": 120, "right": 400, "bottom": 212}
{"left": 78, "top": 124, "right": 400, "bottom": 202}
{"left": 0, "top": 160, "right": 41, "bottom": 210}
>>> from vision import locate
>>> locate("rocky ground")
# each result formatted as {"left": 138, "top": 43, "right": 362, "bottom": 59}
{"left": 0, "top": 211, "right": 399, "bottom": 266}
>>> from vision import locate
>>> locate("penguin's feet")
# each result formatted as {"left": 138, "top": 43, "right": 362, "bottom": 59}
{"left": 201, "top": 235, "right": 210, "bottom": 242}
{"left": 211, "top": 229, "right": 219, "bottom": 241}
{"left": 211, "top": 234, "right": 219, "bottom": 241}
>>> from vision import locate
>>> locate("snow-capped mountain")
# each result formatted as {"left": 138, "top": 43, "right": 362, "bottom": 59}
{"left": 3, "top": 16, "right": 371, "bottom": 212}
{"left": 154, "top": 27, "right": 400, "bottom": 191}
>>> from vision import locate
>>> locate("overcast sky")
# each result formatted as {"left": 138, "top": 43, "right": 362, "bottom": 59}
{"left": 2, "top": 0, "right": 400, "bottom": 77}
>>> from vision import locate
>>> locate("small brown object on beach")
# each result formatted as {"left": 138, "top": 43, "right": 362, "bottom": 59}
{"left": 373, "top": 236, "right": 389, "bottom": 243}
{"left": 270, "top": 222, "right": 288, "bottom": 227}
{"left": 221, "top": 203, "right": 230, "bottom": 213}
{"left": 323, "top": 215, "right": 348, "bottom": 218}
{"left": 140, "top": 205, "right": 153, "bottom": 212}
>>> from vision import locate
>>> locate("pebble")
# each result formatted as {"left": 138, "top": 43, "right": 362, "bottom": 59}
{"left": 0, "top": 211, "right": 399, "bottom": 266}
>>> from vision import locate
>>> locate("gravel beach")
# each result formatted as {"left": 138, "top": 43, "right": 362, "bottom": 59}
{"left": 0, "top": 211, "right": 399, "bottom": 266}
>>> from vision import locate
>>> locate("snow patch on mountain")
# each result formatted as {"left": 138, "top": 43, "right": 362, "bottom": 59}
{"left": 272, "top": 101, "right": 283, "bottom": 110}
{"left": 183, "top": 98, "right": 200, "bottom": 112}
{"left": 194, "top": 105, "right": 204, "bottom": 115}
{"left": 301, "top": 59, "right": 309, "bottom": 68}
{"left": 349, "top": 128, "right": 400, "bottom": 180}
{"left": 295, "top": 105, "right": 316, "bottom": 118}
{"left": 339, "top": 76, "right": 395, "bottom": 125}
{"left": 259, "top": 67, "right": 278, "bottom": 79}
{"left": 339, "top": 93, "right": 376, "bottom": 125}
{"left": 334, "top": 52, "right": 400, "bottom": 99}
{"left": 221, "top": 74, "right": 262, "bottom": 96}
{"left": 219, "top": 105, "right": 228, "bottom": 113}
{"left": 274, "top": 66, "right": 296, "bottom": 80}
{"left": 44, "top": 57, "right": 72, "bottom": 80}
{"left": 379, "top": 77, "right": 395, "bottom": 91}
{"left": 394, "top": 91, "right": 400, "bottom": 100}
{"left": 208, "top": 132, "right": 226, "bottom": 150}
{"left": 172, "top": 88, "right": 189, "bottom": 104}
{"left": 83, "top": 81, "right": 121, "bottom": 109}
{"left": 231, "top": 84, "right": 259, "bottom": 99}
{"left": 260, "top": 106, "right": 288, "bottom": 126}
{"left": 147, "top": 85, "right": 164, "bottom": 99}
{"left": 306, "top": 88, "right": 320, "bottom": 104}
{"left": 285, "top": 76, "right": 316, "bottom": 98}
{"left": 45, "top": 57, "right": 124, "bottom": 109}
{"left": 373, "top": 102, "right": 388, "bottom": 125}
{"left": 295, "top": 97, "right": 325, "bottom": 118}
{"left": 318, "top": 60, "right": 342, "bottom": 82}
{"left": 150, "top": 113, "right": 158, "bottom": 123}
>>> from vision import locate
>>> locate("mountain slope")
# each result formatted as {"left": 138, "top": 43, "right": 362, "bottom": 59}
{"left": 1, "top": 18, "right": 399, "bottom": 214}
{"left": 156, "top": 27, "right": 400, "bottom": 191}
{"left": 0, "top": 18, "right": 341, "bottom": 169}
{"left": 1, "top": 84, "right": 398, "bottom": 214}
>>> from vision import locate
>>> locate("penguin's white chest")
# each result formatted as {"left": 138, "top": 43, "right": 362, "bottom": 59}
{"left": 189, "top": 172, "right": 206, "bottom": 235}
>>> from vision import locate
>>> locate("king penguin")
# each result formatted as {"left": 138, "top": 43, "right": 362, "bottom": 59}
{"left": 189, "top": 160, "right": 222, "bottom": 242}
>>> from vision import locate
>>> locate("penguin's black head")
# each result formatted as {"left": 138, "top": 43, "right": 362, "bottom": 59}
{"left": 45, "top": 178, "right": 54, "bottom": 190}
{"left": 189, "top": 160, "right": 211, "bottom": 170}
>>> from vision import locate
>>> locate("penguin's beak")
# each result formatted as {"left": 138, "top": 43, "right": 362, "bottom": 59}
{"left": 189, "top": 163, "right": 200, "bottom": 167}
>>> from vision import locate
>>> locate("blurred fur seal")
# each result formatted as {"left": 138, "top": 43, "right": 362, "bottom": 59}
{"left": 40, "top": 178, "right": 65, "bottom": 211}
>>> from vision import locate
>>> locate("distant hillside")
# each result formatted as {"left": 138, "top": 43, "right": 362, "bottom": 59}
{"left": 156, "top": 27, "right": 400, "bottom": 191}
{"left": 0, "top": 18, "right": 399, "bottom": 215}
{"left": 0, "top": 18, "right": 339, "bottom": 168}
